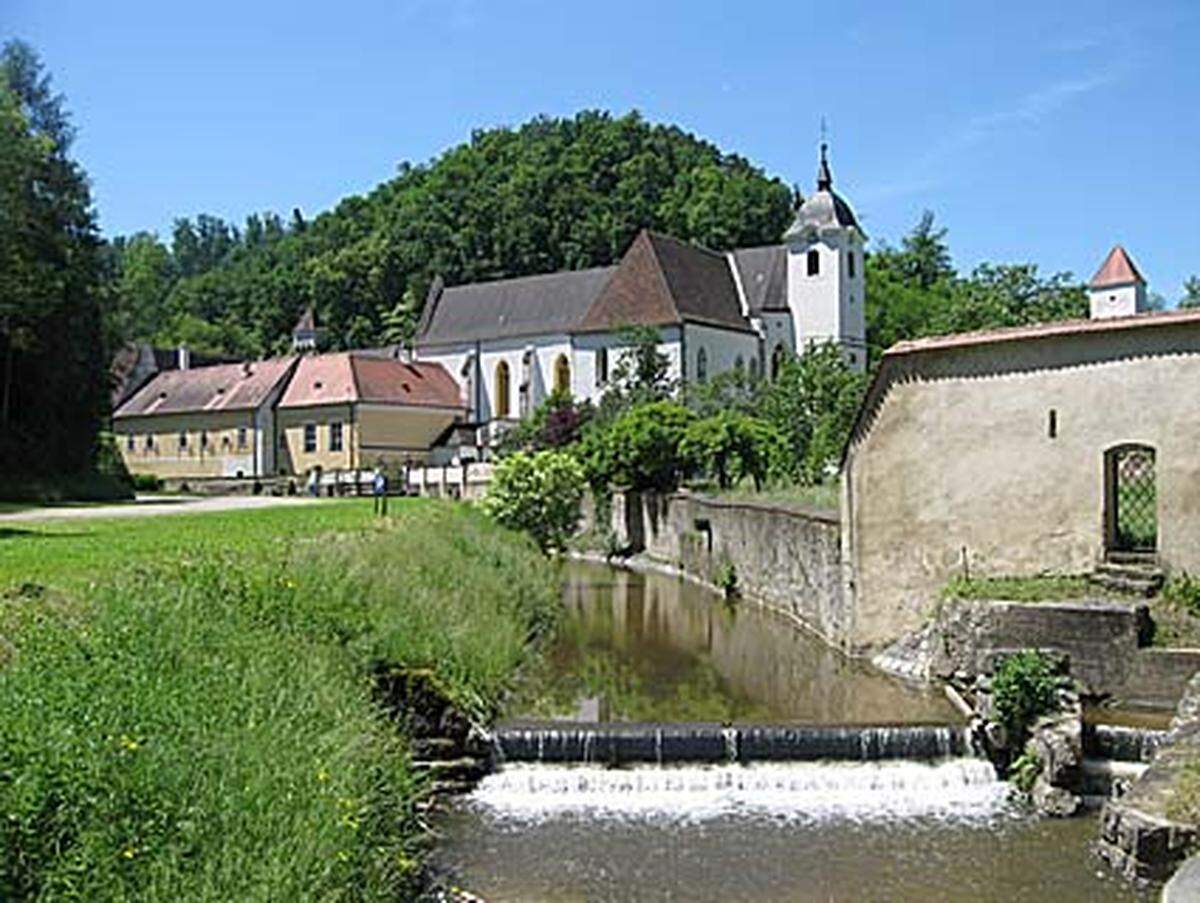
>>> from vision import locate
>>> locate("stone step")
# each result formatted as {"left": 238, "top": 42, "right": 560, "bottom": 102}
{"left": 1106, "top": 551, "right": 1160, "bottom": 566}
{"left": 1094, "top": 562, "right": 1165, "bottom": 582}
{"left": 1088, "top": 572, "right": 1162, "bottom": 598}
{"left": 412, "top": 756, "right": 488, "bottom": 782}
{"left": 1081, "top": 758, "right": 1148, "bottom": 798}
{"left": 430, "top": 778, "right": 479, "bottom": 796}
{"left": 410, "top": 737, "right": 463, "bottom": 759}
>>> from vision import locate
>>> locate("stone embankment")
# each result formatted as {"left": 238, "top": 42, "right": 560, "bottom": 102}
{"left": 586, "top": 489, "right": 850, "bottom": 647}
{"left": 876, "top": 596, "right": 1200, "bottom": 711}
{"left": 1098, "top": 673, "right": 1200, "bottom": 884}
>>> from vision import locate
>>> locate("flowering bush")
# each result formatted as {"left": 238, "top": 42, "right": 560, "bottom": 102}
{"left": 482, "top": 450, "right": 586, "bottom": 552}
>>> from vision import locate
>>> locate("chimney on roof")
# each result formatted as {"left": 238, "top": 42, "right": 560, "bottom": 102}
{"left": 177, "top": 345, "right": 190, "bottom": 371}
{"left": 1088, "top": 245, "right": 1147, "bottom": 319}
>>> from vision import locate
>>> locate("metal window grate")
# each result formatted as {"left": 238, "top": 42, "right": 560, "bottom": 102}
{"left": 1115, "top": 447, "right": 1157, "bottom": 552}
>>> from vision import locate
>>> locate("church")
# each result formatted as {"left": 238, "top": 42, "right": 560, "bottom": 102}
{"left": 413, "top": 145, "right": 866, "bottom": 454}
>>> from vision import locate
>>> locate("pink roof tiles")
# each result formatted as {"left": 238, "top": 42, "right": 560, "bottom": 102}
{"left": 886, "top": 307, "right": 1200, "bottom": 359}
{"left": 113, "top": 357, "right": 297, "bottom": 418}
{"left": 278, "top": 352, "right": 464, "bottom": 410}
{"left": 1090, "top": 245, "right": 1145, "bottom": 288}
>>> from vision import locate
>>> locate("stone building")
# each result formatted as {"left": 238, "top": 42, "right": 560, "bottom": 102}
{"left": 841, "top": 247, "right": 1200, "bottom": 651}
{"left": 113, "top": 357, "right": 298, "bottom": 479}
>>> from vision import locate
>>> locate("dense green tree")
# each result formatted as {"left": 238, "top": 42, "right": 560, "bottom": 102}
{"left": 0, "top": 40, "right": 108, "bottom": 478}
{"left": 680, "top": 412, "right": 785, "bottom": 490}
{"left": 1180, "top": 276, "right": 1200, "bottom": 310}
{"left": 578, "top": 400, "right": 695, "bottom": 492}
{"left": 105, "top": 111, "right": 793, "bottom": 356}
{"left": 866, "top": 213, "right": 1087, "bottom": 366}
{"left": 757, "top": 342, "right": 867, "bottom": 485}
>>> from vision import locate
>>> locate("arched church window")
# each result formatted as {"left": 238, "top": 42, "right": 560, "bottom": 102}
{"left": 554, "top": 354, "right": 571, "bottom": 395}
{"left": 807, "top": 249, "right": 820, "bottom": 277}
{"left": 696, "top": 348, "right": 708, "bottom": 381}
{"left": 771, "top": 343, "right": 786, "bottom": 380}
{"left": 495, "top": 360, "right": 511, "bottom": 418}
{"left": 847, "top": 250, "right": 856, "bottom": 278}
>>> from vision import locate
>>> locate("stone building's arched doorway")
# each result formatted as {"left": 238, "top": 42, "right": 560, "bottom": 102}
{"left": 1104, "top": 443, "right": 1157, "bottom": 555}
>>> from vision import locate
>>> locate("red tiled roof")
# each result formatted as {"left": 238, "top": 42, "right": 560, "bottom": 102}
{"left": 1089, "top": 245, "right": 1145, "bottom": 288}
{"left": 279, "top": 352, "right": 464, "bottom": 410}
{"left": 350, "top": 355, "right": 464, "bottom": 409}
{"left": 113, "top": 357, "right": 298, "bottom": 418}
{"left": 886, "top": 308, "right": 1200, "bottom": 359}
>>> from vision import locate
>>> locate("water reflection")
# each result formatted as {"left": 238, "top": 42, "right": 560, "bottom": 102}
{"left": 507, "top": 561, "right": 956, "bottom": 725}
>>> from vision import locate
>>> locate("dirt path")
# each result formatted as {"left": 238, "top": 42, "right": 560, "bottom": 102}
{"left": 0, "top": 494, "right": 322, "bottom": 523}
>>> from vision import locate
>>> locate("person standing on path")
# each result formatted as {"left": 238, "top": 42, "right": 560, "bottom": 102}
{"left": 372, "top": 468, "right": 388, "bottom": 517}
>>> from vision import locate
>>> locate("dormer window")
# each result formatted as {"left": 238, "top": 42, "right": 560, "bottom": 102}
{"left": 807, "top": 249, "right": 820, "bottom": 277}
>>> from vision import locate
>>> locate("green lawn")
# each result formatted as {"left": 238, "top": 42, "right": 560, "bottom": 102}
{"left": 0, "top": 499, "right": 379, "bottom": 591}
{"left": 0, "top": 498, "right": 559, "bottom": 899}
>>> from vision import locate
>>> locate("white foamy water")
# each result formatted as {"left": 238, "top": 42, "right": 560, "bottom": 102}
{"left": 468, "top": 759, "right": 1014, "bottom": 823}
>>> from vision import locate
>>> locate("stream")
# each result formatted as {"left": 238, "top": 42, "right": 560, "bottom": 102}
{"left": 434, "top": 560, "right": 1147, "bottom": 901}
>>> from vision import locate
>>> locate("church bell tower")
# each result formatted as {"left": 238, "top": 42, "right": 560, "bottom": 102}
{"left": 783, "top": 143, "right": 866, "bottom": 371}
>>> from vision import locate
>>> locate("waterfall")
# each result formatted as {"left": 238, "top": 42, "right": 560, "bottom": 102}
{"left": 468, "top": 759, "right": 1010, "bottom": 822}
{"left": 1083, "top": 724, "right": 1166, "bottom": 763}
{"left": 494, "top": 723, "right": 969, "bottom": 765}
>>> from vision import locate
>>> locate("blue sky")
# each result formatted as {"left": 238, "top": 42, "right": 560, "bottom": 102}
{"left": 9, "top": 0, "right": 1200, "bottom": 299}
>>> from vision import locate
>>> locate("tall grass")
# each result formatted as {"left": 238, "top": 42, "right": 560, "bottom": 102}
{"left": 0, "top": 502, "right": 558, "bottom": 900}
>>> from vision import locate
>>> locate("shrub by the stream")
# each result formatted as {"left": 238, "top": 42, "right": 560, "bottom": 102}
{"left": 482, "top": 449, "right": 587, "bottom": 552}
{"left": 991, "top": 650, "right": 1059, "bottom": 741}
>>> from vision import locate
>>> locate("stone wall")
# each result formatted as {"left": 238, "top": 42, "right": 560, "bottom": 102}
{"left": 844, "top": 327, "right": 1200, "bottom": 652}
{"left": 614, "top": 490, "right": 851, "bottom": 650}
{"left": 1118, "top": 650, "right": 1200, "bottom": 710}
{"left": 928, "top": 599, "right": 1149, "bottom": 696}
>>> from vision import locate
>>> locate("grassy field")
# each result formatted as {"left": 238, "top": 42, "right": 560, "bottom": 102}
{"left": 0, "top": 499, "right": 559, "bottom": 900}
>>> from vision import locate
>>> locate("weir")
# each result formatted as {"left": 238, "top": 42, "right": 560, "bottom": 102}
{"left": 1083, "top": 724, "right": 1166, "bottom": 763}
{"left": 493, "top": 722, "right": 971, "bottom": 765}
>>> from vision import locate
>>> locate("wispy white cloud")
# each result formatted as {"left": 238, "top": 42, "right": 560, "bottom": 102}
{"left": 858, "top": 69, "right": 1121, "bottom": 205}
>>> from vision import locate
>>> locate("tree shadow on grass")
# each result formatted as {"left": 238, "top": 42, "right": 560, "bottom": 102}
{"left": 0, "top": 527, "right": 87, "bottom": 541}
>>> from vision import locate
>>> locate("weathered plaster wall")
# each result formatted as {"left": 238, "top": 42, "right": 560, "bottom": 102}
{"left": 617, "top": 491, "right": 851, "bottom": 650}
{"left": 115, "top": 410, "right": 259, "bottom": 478}
{"left": 845, "top": 328, "right": 1200, "bottom": 651}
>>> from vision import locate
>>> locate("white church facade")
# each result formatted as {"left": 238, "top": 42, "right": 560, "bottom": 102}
{"left": 412, "top": 145, "right": 866, "bottom": 456}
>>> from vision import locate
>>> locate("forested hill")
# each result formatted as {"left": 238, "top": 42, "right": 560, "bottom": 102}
{"left": 108, "top": 111, "right": 794, "bottom": 357}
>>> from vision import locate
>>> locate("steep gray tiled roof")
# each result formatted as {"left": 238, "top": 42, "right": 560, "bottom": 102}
{"left": 730, "top": 245, "right": 789, "bottom": 314}
{"left": 416, "top": 266, "right": 617, "bottom": 345}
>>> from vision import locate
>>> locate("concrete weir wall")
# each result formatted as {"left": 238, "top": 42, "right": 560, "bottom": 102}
{"left": 613, "top": 491, "right": 851, "bottom": 649}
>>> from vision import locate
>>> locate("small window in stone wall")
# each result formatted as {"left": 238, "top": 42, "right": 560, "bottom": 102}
{"left": 145, "top": 434, "right": 154, "bottom": 451}
{"left": 304, "top": 423, "right": 317, "bottom": 453}
{"left": 201, "top": 431, "right": 209, "bottom": 450}
{"left": 807, "top": 249, "right": 820, "bottom": 276}
{"left": 330, "top": 422, "right": 344, "bottom": 452}
{"left": 1048, "top": 409, "right": 1058, "bottom": 439}
{"left": 596, "top": 347, "right": 608, "bottom": 386}
{"left": 848, "top": 251, "right": 856, "bottom": 278}
{"left": 178, "top": 431, "right": 188, "bottom": 450}
{"left": 238, "top": 427, "right": 248, "bottom": 449}
{"left": 126, "top": 433, "right": 135, "bottom": 452}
